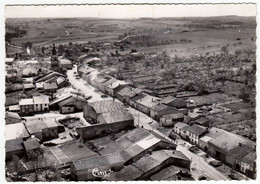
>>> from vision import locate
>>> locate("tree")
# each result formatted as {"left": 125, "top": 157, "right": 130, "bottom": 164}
{"left": 221, "top": 46, "right": 228, "bottom": 54}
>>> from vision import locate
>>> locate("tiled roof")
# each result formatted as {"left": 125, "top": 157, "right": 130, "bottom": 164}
{"left": 175, "top": 122, "right": 188, "bottom": 130}
{"left": 6, "top": 138, "right": 24, "bottom": 153}
{"left": 162, "top": 113, "right": 184, "bottom": 120}
{"left": 100, "top": 110, "right": 134, "bottom": 124}
{"left": 229, "top": 144, "right": 253, "bottom": 160}
{"left": 23, "top": 138, "right": 40, "bottom": 151}
{"left": 106, "top": 165, "right": 143, "bottom": 181}
{"left": 241, "top": 151, "right": 256, "bottom": 166}
{"left": 24, "top": 120, "right": 48, "bottom": 134}
{"left": 162, "top": 96, "right": 177, "bottom": 104}
{"left": 72, "top": 152, "right": 124, "bottom": 171}
{"left": 23, "top": 83, "right": 35, "bottom": 89}
{"left": 151, "top": 104, "right": 173, "bottom": 111}
{"left": 135, "top": 94, "right": 161, "bottom": 108}
{"left": 88, "top": 100, "right": 124, "bottom": 114}
{"left": 185, "top": 124, "right": 207, "bottom": 136}
{"left": 209, "top": 131, "right": 255, "bottom": 152}
{"left": 117, "top": 86, "right": 137, "bottom": 98}
{"left": 150, "top": 165, "right": 180, "bottom": 181}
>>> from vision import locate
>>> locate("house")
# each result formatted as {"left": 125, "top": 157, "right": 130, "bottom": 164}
{"left": 130, "top": 93, "right": 161, "bottom": 115}
{"left": 70, "top": 152, "right": 124, "bottom": 181}
{"left": 116, "top": 86, "right": 142, "bottom": 104}
{"left": 24, "top": 119, "right": 59, "bottom": 141}
{"left": 57, "top": 77, "right": 69, "bottom": 88}
{"left": 92, "top": 74, "right": 110, "bottom": 92}
{"left": 5, "top": 58, "right": 14, "bottom": 65}
{"left": 49, "top": 95, "right": 73, "bottom": 110}
{"left": 207, "top": 130, "right": 255, "bottom": 168}
{"left": 23, "top": 138, "right": 41, "bottom": 158}
{"left": 44, "top": 82, "right": 58, "bottom": 94}
{"left": 173, "top": 122, "right": 189, "bottom": 138}
{"left": 58, "top": 59, "right": 73, "bottom": 69}
{"left": 5, "top": 138, "right": 25, "bottom": 160}
{"left": 198, "top": 127, "right": 225, "bottom": 152}
{"left": 102, "top": 78, "right": 117, "bottom": 94}
{"left": 150, "top": 104, "right": 179, "bottom": 121}
{"left": 5, "top": 123, "right": 30, "bottom": 141}
{"left": 8, "top": 105, "right": 20, "bottom": 113}
{"left": 162, "top": 96, "right": 187, "bottom": 109}
{"left": 240, "top": 151, "right": 256, "bottom": 179}
{"left": 35, "top": 82, "right": 45, "bottom": 90}
{"left": 159, "top": 113, "right": 184, "bottom": 127}
{"left": 105, "top": 80, "right": 128, "bottom": 97}
{"left": 5, "top": 111, "right": 22, "bottom": 125}
{"left": 22, "top": 83, "right": 35, "bottom": 91}
{"left": 33, "top": 95, "right": 50, "bottom": 112}
{"left": 58, "top": 96, "right": 86, "bottom": 114}
{"left": 78, "top": 100, "right": 134, "bottom": 140}
{"left": 36, "top": 71, "right": 65, "bottom": 83}
{"left": 191, "top": 117, "right": 211, "bottom": 127}
{"left": 19, "top": 98, "right": 34, "bottom": 115}
{"left": 22, "top": 67, "right": 38, "bottom": 77}
{"left": 184, "top": 124, "right": 208, "bottom": 145}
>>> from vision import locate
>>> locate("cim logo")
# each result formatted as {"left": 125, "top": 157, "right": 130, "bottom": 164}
{"left": 92, "top": 168, "right": 113, "bottom": 178}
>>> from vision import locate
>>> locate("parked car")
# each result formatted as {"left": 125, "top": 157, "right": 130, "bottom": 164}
{"left": 85, "top": 96, "right": 92, "bottom": 100}
{"left": 168, "top": 131, "right": 180, "bottom": 141}
{"left": 209, "top": 160, "right": 222, "bottom": 167}
{"left": 189, "top": 146, "right": 200, "bottom": 154}
{"left": 101, "top": 94, "right": 108, "bottom": 98}
{"left": 198, "top": 176, "right": 207, "bottom": 180}
{"left": 228, "top": 174, "right": 239, "bottom": 180}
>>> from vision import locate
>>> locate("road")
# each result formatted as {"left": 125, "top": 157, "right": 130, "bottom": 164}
{"left": 66, "top": 65, "right": 229, "bottom": 180}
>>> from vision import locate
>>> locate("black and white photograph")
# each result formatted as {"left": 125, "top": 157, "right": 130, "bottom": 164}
{"left": 2, "top": 2, "right": 257, "bottom": 182}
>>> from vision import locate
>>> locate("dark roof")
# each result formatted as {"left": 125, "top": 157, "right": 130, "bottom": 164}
{"left": 228, "top": 144, "right": 253, "bottom": 160}
{"left": 162, "top": 96, "right": 177, "bottom": 104}
{"left": 58, "top": 96, "right": 76, "bottom": 107}
{"left": 106, "top": 165, "right": 143, "bottom": 181}
{"left": 23, "top": 138, "right": 40, "bottom": 151}
{"left": 150, "top": 165, "right": 180, "bottom": 181}
{"left": 185, "top": 124, "right": 207, "bottom": 136}
{"left": 72, "top": 152, "right": 124, "bottom": 171}
{"left": 241, "top": 151, "right": 256, "bottom": 166}
{"left": 49, "top": 95, "right": 72, "bottom": 106}
{"left": 162, "top": 113, "right": 184, "bottom": 120}
{"left": 6, "top": 138, "right": 24, "bottom": 153}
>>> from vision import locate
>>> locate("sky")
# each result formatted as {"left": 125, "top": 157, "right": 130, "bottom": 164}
{"left": 5, "top": 4, "right": 256, "bottom": 18}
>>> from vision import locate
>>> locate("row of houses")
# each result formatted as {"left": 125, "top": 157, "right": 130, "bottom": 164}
{"left": 70, "top": 128, "right": 192, "bottom": 181}
{"left": 78, "top": 65, "right": 189, "bottom": 124}
{"left": 173, "top": 123, "right": 256, "bottom": 179}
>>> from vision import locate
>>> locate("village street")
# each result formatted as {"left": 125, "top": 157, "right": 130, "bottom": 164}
{"left": 66, "top": 65, "right": 229, "bottom": 180}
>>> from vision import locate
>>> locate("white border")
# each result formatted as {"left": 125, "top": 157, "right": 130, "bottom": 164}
{"left": 0, "top": 1, "right": 259, "bottom": 184}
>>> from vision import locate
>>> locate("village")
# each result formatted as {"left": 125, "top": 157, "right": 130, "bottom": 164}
{"left": 5, "top": 16, "right": 256, "bottom": 181}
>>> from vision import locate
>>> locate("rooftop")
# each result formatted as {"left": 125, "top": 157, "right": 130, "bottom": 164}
{"left": 6, "top": 111, "right": 21, "bottom": 120}
{"left": 5, "top": 123, "right": 30, "bottom": 141}
{"left": 117, "top": 86, "right": 137, "bottom": 98}
{"left": 23, "top": 138, "right": 40, "bottom": 151}
{"left": 88, "top": 100, "right": 125, "bottom": 114}
{"left": 241, "top": 151, "right": 256, "bottom": 166}
{"left": 24, "top": 120, "right": 48, "bottom": 134}
{"left": 44, "top": 82, "right": 58, "bottom": 90}
{"left": 107, "top": 80, "right": 127, "bottom": 89}
{"left": 151, "top": 104, "right": 172, "bottom": 111}
{"left": 23, "top": 83, "right": 35, "bottom": 89}
{"left": 185, "top": 124, "right": 207, "bottom": 136}
{"left": 59, "top": 59, "right": 72, "bottom": 65}
{"left": 6, "top": 138, "right": 24, "bottom": 153}
{"left": 135, "top": 94, "right": 161, "bottom": 108}
{"left": 162, "top": 113, "right": 184, "bottom": 120}
{"left": 100, "top": 110, "right": 134, "bottom": 124}
{"left": 150, "top": 165, "right": 180, "bottom": 181}
{"left": 72, "top": 152, "right": 124, "bottom": 171}
{"left": 175, "top": 122, "right": 189, "bottom": 130}
{"left": 8, "top": 105, "right": 20, "bottom": 111}
{"left": 106, "top": 165, "right": 143, "bottom": 181}
{"left": 33, "top": 95, "right": 49, "bottom": 104}
{"left": 209, "top": 131, "right": 255, "bottom": 152}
